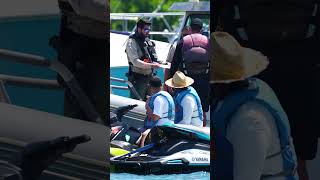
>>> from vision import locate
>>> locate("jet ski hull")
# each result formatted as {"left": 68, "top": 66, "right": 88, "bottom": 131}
{"left": 111, "top": 161, "right": 210, "bottom": 175}
{"left": 110, "top": 148, "right": 210, "bottom": 175}
{"left": 109, "top": 110, "right": 211, "bottom": 175}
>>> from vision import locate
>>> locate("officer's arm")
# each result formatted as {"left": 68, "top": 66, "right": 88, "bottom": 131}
{"left": 67, "top": 0, "right": 108, "bottom": 22}
{"left": 126, "top": 39, "right": 153, "bottom": 69}
{"left": 226, "top": 102, "right": 271, "bottom": 180}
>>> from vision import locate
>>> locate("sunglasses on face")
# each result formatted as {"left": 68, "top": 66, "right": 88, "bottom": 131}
{"left": 143, "top": 28, "right": 151, "bottom": 32}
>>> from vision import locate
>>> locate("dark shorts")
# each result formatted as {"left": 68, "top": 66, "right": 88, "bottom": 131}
{"left": 190, "top": 74, "right": 210, "bottom": 112}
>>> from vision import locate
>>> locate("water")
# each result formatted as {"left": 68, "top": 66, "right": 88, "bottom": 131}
{"left": 0, "top": 16, "right": 64, "bottom": 114}
{"left": 110, "top": 172, "right": 210, "bottom": 180}
{"left": 110, "top": 66, "right": 165, "bottom": 97}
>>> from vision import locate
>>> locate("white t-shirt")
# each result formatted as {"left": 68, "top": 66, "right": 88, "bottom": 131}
{"left": 152, "top": 95, "right": 170, "bottom": 125}
{"left": 226, "top": 101, "right": 296, "bottom": 180}
{"left": 178, "top": 94, "right": 202, "bottom": 127}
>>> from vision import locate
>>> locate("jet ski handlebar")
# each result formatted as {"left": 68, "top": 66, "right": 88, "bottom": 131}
{"left": 113, "top": 104, "right": 138, "bottom": 121}
{"left": 18, "top": 135, "right": 91, "bottom": 180}
{"left": 114, "top": 136, "right": 168, "bottom": 161}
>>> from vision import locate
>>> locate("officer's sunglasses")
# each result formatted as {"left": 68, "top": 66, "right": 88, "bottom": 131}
{"left": 143, "top": 28, "right": 151, "bottom": 32}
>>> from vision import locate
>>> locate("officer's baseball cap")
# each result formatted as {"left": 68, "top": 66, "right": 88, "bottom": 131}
{"left": 137, "top": 17, "right": 151, "bottom": 28}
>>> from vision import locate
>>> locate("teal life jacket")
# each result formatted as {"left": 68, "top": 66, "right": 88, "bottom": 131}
{"left": 175, "top": 86, "right": 203, "bottom": 124}
{"left": 144, "top": 91, "right": 175, "bottom": 129}
{"left": 211, "top": 78, "right": 298, "bottom": 180}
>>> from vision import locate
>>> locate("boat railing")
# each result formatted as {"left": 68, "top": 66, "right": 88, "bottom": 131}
{"left": 0, "top": 48, "right": 103, "bottom": 124}
{"left": 110, "top": 77, "right": 143, "bottom": 101}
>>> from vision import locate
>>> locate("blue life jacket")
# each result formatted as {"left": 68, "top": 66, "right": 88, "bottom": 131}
{"left": 144, "top": 91, "right": 175, "bottom": 129}
{"left": 211, "top": 78, "right": 298, "bottom": 180}
{"left": 175, "top": 86, "right": 203, "bottom": 124}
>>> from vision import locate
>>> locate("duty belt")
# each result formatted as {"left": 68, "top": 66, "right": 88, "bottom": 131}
{"left": 131, "top": 71, "right": 152, "bottom": 77}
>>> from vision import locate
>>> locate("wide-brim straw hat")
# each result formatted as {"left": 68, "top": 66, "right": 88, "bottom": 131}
{"left": 165, "top": 71, "right": 194, "bottom": 88}
{"left": 210, "top": 32, "right": 269, "bottom": 83}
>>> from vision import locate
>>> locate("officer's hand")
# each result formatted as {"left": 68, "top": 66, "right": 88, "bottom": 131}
{"left": 150, "top": 63, "right": 160, "bottom": 69}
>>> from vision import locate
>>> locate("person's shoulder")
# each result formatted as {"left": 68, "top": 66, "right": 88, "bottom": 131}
{"left": 230, "top": 100, "right": 274, "bottom": 128}
{"left": 239, "top": 101, "right": 272, "bottom": 115}
{"left": 182, "top": 93, "right": 196, "bottom": 103}
{"left": 159, "top": 90, "right": 173, "bottom": 97}
{"left": 127, "top": 37, "right": 136, "bottom": 43}
{"left": 126, "top": 38, "right": 138, "bottom": 48}
{"left": 154, "top": 94, "right": 167, "bottom": 103}
{"left": 153, "top": 95, "right": 168, "bottom": 109}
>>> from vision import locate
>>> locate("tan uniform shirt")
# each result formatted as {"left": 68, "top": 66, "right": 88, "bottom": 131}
{"left": 125, "top": 38, "right": 153, "bottom": 75}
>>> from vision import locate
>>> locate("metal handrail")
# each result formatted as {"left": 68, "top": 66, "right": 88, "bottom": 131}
{"left": 110, "top": 77, "right": 126, "bottom": 83}
{"left": 110, "top": 85, "right": 128, "bottom": 90}
{"left": 0, "top": 48, "right": 103, "bottom": 124}
{"left": 0, "top": 74, "right": 61, "bottom": 89}
{"left": 0, "top": 49, "right": 50, "bottom": 67}
{"left": 110, "top": 77, "right": 143, "bottom": 101}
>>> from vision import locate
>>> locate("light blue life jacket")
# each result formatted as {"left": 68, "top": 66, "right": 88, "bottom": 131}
{"left": 211, "top": 78, "right": 298, "bottom": 180}
{"left": 175, "top": 86, "right": 203, "bottom": 124}
{"left": 144, "top": 91, "right": 175, "bottom": 129}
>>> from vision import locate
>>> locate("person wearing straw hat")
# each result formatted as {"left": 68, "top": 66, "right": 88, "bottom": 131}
{"left": 210, "top": 32, "right": 298, "bottom": 180}
{"left": 213, "top": 3, "right": 320, "bottom": 179}
{"left": 165, "top": 71, "right": 204, "bottom": 127}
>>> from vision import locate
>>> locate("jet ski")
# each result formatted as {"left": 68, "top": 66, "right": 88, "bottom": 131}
{"left": 110, "top": 104, "right": 142, "bottom": 157}
{"left": 109, "top": 105, "right": 210, "bottom": 175}
{"left": 110, "top": 123, "right": 141, "bottom": 157}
